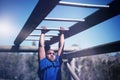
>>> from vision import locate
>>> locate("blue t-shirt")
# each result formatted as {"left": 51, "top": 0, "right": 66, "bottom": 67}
{"left": 39, "top": 55, "right": 61, "bottom": 80}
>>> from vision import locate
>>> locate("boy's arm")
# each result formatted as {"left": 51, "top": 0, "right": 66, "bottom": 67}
{"left": 58, "top": 27, "right": 65, "bottom": 56}
{"left": 38, "top": 27, "right": 48, "bottom": 60}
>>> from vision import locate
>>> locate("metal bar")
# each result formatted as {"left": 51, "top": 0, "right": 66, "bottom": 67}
{"left": 35, "top": 27, "right": 69, "bottom": 31}
{"left": 29, "top": 34, "right": 58, "bottom": 37}
{"left": 62, "top": 41, "right": 120, "bottom": 59}
{"left": 46, "top": 0, "right": 120, "bottom": 45}
{"left": 14, "top": 0, "right": 61, "bottom": 45}
{"left": 25, "top": 39, "right": 39, "bottom": 41}
{"left": 44, "top": 17, "right": 85, "bottom": 22}
{"left": 65, "top": 62, "right": 80, "bottom": 80}
{"left": 25, "top": 38, "right": 50, "bottom": 41}
{"left": 0, "top": 46, "right": 73, "bottom": 52}
{"left": 0, "top": 46, "right": 38, "bottom": 52}
{"left": 59, "top": 1, "right": 109, "bottom": 8}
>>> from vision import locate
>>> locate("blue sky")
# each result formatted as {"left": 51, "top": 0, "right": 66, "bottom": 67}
{"left": 0, "top": 0, "right": 120, "bottom": 49}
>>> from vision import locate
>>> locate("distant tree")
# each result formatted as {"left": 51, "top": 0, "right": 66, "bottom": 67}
{"left": 0, "top": 53, "right": 20, "bottom": 80}
{"left": 0, "top": 52, "right": 120, "bottom": 80}
{"left": 0, "top": 53, "right": 39, "bottom": 80}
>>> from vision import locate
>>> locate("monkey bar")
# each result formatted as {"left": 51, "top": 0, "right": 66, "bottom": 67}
{"left": 35, "top": 27, "right": 69, "bottom": 31}
{"left": 0, "top": 0, "right": 120, "bottom": 80}
{"left": 44, "top": 17, "right": 85, "bottom": 22}
{"left": 29, "top": 34, "right": 58, "bottom": 37}
{"left": 25, "top": 38, "right": 50, "bottom": 41}
{"left": 58, "top": 1, "right": 109, "bottom": 8}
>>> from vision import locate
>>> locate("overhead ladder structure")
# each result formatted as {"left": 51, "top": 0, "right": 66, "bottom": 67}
{"left": 0, "top": 0, "right": 120, "bottom": 79}
{"left": 0, "top": 0, "right": 119, "bottom": 56}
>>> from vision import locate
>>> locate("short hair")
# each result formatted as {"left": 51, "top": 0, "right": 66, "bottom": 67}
{"left": 44, "top": 44, "right": 50, "bottom": 52}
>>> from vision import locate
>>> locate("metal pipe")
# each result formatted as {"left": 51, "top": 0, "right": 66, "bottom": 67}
{"left": 65, "top": 62, "right": 80, "bottom": 80}
{"left": 25, "top": 39, "right": 50, "bottom": 41}
{"left": 35, "top": 27, "right": 69, "bottom": 31}
{"left": 29, "top": 34, "right": 58, "bottom": 37}
{"left": 59, "top": 1, "right": 109, "bottom": 8}
{"left": 44, "top": 17, "right": 85, "bottom": 22}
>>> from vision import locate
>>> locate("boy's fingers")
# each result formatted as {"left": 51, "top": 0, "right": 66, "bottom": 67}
{"left": 60, "top": 27, "right": 65, "bottom": 31}
{"left": 41, "top": 26, "right": 47, "bottom": 29}
{"left": 41, "top": 26, "right": 49, "bottom": 33}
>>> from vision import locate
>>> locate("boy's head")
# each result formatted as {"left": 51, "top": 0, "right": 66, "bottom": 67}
{"left": 45, "top": 45, "right": 56, "bottom": 61}
{"left": 46, "top": 49, "right": 56, "bottom": 61}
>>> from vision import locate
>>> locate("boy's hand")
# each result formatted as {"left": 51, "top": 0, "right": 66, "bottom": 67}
{"left": 59, "top": 27, "right": 65, "bottom": 34}
{"left": 41, "top": 26, "right": 49, "bottom": 33}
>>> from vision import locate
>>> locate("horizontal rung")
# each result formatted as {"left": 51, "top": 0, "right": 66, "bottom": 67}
{"left": 59, "top": 1, "right": 110, "bottom": 8}
{"left": 25, "top": 39, "right": 39, "bottom": 41}
{"left": 35, "top": 27, "right": 69, "bottom": 31}
{"left": 0, "top": 45, "right": 73, "bottom": 52}
{"left": 25, "top": 39, "right": 50, "bottom": 41}
{"left": 29, "top": 34, "right": 58, "bottom": 37}
{"left": 44, "top": 17, "right": 85, "bottom": 22}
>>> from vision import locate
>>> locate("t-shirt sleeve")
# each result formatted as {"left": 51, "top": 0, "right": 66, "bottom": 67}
{"left": 39, "top": 55, "right": 62, "bottom": 70}
{"left": 39, "top": 58, "right": 48, "bottom": 70}
{"left": 55, "top": 55, "right": 62, "bottom": 65}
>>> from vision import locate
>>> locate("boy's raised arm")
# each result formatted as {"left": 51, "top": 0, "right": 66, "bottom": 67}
{"left": 38, "top": 27, "right": 48, "bottom": 60}
{"left": 58, "top": 27, "right": 65, "bottom": 56}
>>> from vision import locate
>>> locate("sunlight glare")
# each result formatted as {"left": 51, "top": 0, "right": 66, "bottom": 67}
{"left": 0, "top": 18, "right": 14, "bottom": 38}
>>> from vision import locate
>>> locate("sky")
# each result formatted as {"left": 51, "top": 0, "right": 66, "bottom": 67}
{"left": 0, "top": 0, "right": 120, "bottom": 49}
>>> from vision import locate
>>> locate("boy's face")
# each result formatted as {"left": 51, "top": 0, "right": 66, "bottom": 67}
{"left": 46, "top": 49, "right": 56, "bottom": 61}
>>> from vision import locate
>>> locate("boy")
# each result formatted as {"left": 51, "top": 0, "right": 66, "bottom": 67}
{"left": 38, "top": 27, "right": 65, "bottom": 80}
